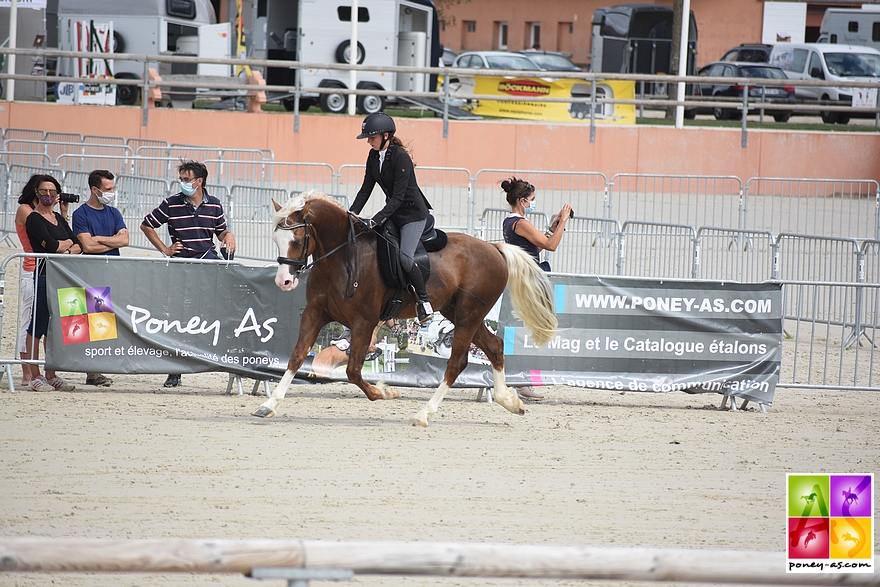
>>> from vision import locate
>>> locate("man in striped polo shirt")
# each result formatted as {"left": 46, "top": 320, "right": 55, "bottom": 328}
{"left": 141, "top": 160, "right": 237, "bottom": 387}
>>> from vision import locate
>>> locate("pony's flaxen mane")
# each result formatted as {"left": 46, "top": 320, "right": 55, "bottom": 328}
{"left": 273, "top": 190, "right": 344, "bottom": 224}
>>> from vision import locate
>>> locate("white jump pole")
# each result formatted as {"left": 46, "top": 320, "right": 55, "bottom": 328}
{"left": 674, "top": 0, "right": 692, "bottom": 128}
{"left": 347, "top": 0, "right": 358, "bottom": 116}
{"left": 5, "top": 0, "right": 17, "bottom": 101}
{"left": 0, "top": 538, "right": 877, "bottom": 585}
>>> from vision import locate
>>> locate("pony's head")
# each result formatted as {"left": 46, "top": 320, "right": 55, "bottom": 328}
{"left": 272, "top": 190, "right": 346, "bottom": 291}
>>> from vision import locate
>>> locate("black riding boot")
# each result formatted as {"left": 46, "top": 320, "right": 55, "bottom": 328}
{"left": 405, "top": 265, "right": 434, "bottom": 325}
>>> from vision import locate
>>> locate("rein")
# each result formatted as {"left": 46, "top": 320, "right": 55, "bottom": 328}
{"left": 276, "top": 208, "right": 491, "bottom": 307}
{"left": 275, "top": 212, "right": 362, "bottom": 298}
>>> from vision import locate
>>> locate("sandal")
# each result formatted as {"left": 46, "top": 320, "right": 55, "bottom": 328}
{"left": 85, "top": 374, "right": 113, "bottom": 387}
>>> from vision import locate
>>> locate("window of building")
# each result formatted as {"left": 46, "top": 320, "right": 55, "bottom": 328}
{"left": 495, "top": 21, "right": 508, "bottom": 50}
{"left": 528, "top": 22, "right": 541, "bottom": 49}
{"left": 465, "top": 20, "right": 476, "bottom": 33}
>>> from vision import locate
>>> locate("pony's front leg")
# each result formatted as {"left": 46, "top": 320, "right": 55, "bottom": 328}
{"left": 252, "top": 307, "right": 327, "bottom": 418}
{"left": 345, "top": 323, "right": 399, "bottom": 401}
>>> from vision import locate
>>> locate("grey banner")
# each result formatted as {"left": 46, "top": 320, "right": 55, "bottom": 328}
{"left": 46, "top": 257, "right": 301, "bottom": 379}
{"left": 45, "top": 258, "right": 782, "bottom": 403}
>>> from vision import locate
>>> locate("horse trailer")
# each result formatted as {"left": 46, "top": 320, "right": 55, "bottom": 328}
{"left": 590, "top": 3, "right": 697, "bottom": 96}
{"left": 242, "top": 0, "right": 441, "bottom": 114}
{"left": 817, "top": 6, "right": 880, "bottom": 53}
{"left": 55, "top": 0, "right": 230, "bottom": 105}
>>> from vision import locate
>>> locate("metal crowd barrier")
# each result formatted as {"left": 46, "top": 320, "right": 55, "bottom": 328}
{"left": 744, "top": 177, "right": 880, "bottom": 240}
{"left": 608, "top": 173, "right": 744, "bottom": 230}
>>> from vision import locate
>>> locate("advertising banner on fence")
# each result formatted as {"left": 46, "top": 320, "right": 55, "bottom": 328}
{"left": 45, "top": 258, "right": 782, "bottom": 403}
{"left": 45, "top": 258, "right": 300, "bottom": 379}
{"left": 448, "top": 75, "right": 636, "bottom": 124}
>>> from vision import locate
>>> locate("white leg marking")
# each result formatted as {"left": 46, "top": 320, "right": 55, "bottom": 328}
{"left": 492, "top": 367, "right": 523, "bottom": 414}
{"left": 261, "top": 369, "right": 295, "bottom": 413}
{"left": 412, "top": 382, "right": 451, "bottom": 427}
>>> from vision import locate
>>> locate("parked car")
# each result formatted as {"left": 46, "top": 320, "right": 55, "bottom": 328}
{"left": 687, "top": 61, "right": 795, "bottom": 122}
{"left": 451, "top": 51, "right": 541, "bottom": 70}
{"left": 769, "top": 42, "right": 880, "bottom": 124}
{"left": 721, "top": 44, "right": 773, "bottom": 63}
{"left": 516, "top": 50, "right": 581, "bottom": 71}
{"left": 441, "top": 47, "right": 457, "bottom": 66}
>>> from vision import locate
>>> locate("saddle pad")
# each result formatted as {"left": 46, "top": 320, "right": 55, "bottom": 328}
{"left": 376, "top": 227, "right": 447, "bottom": 290}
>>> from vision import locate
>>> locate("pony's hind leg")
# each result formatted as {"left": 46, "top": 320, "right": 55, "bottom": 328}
{"left": 472, "top": 323, "right": 523, "bottom": 415}
{"left": 412, "top": 382, "right": 452, "bottom": 428}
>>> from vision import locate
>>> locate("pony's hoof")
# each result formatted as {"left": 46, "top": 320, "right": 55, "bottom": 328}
{"left": 375, "top": 382, "right": 400, "bottom": 399}
{"left": 411, "top": 419, "right": 428, "bottom": 428}
{"left": 252, "top": 406, "right": 275, "bottom": 418}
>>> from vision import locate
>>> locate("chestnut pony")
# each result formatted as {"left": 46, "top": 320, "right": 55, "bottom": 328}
{"left": 255, "top": 192, "right": 557, "bottom": 427}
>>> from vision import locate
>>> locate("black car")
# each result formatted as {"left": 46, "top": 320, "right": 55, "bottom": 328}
{"left": 721, "top": 44, "right": 773, "bottom": 63}
{"left": 687, "top": 61, "right": 795, "bottom": 122}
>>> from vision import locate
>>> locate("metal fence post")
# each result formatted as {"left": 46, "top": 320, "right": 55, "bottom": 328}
{"left": 141, "top": 61, "right": 149, "bottom": 127}
{"left": 843, "top": 246, "right": 867, "bottom": 349}
{"left": 740, "top": 90, "right": 748, "bottom": 148}
{"left": 590, "top": 79, "right": 597, "bottom": 144}
{"left": 442, "top": 74, "right": 450, "bottom": 139}
{"left": 692, "top": 233, "right": 700, "bottom": 279}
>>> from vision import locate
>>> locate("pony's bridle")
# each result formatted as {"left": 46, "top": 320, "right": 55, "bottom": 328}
{"left": 275, "top": 212, "right": 361, "bottom": 298}
{"left": 275, "top": 217, "right": 312, "bottom": 272}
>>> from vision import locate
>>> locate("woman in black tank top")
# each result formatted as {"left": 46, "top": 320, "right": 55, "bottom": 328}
{"left": 501, "top": 177, "right": 572, "bottom": 271}
{"left": 500, "top": 176, "right": 573, "bottom": 402}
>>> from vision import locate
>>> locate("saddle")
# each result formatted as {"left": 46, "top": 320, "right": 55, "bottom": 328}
{"left": 376, "top": 215, "right": 448, "bottom": 321}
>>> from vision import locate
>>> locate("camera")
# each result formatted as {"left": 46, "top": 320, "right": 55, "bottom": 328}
{"left": 59, "top": 193, "right": 80, "bottom": 203}
{"left": 569, "top": 209, "right": 575, "bottom": 218}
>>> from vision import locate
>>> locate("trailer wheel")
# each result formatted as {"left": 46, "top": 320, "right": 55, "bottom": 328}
{"left": 115, "top": 72, "right": 141, "bottom": 106}
{"left": 320, "top": 91, "right": 348, "bottom": 113}
{"left": 357, "top": 94, "right": 385, "bottom": 115}
{"left": 112, "top": 32, "right": 125, "bottom": 54}
{"left": 335, "top": 41, "right": 365, "bottom": 65}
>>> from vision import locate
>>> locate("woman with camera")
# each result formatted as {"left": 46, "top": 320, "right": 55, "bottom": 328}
{"left": 23, "top": 174, "right": 81, "bottom": 392}
{"left": 501, "top": 176, "right": 572, "bottom": 401}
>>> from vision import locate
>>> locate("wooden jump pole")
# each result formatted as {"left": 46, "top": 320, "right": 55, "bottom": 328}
{"left": 0, "top": 538, "right": 877, "bottom": 585}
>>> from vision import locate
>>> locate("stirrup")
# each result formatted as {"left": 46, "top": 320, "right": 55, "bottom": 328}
{"left": 416, "top": 300, "right": 434, "bottom": 325}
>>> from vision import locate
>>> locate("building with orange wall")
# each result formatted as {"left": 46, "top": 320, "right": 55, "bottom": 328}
{"left": 437, "top": 0, "right": 866, "bottom": 69}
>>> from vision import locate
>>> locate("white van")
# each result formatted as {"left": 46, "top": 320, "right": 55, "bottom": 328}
{"left": 768, "top": 42, "right": 880, "bottom": 124}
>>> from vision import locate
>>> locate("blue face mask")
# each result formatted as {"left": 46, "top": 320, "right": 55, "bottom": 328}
{"left": 180, "top": 181, "right": 196, "bottom": 197}
{"left": 524, "top": 198, "right": 537, "bottom": 213}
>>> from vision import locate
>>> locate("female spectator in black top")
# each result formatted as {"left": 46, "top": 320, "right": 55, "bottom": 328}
{"left": 23, "top": 174, "right": 80, "bottom": 392}
{"left": 349, "top": 112, "right": 435, "bottom": 325}
{"left": 501, "top": 176, "right": 572, "bottom": 401}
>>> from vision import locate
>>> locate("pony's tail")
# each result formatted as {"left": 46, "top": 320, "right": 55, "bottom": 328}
{"left": 495, "top": 243, "right": 557, "bottom": 346}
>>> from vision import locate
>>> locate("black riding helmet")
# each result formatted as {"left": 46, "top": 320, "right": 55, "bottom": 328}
{"left": 356, "top": 112, "right": 396, "bottom": 149}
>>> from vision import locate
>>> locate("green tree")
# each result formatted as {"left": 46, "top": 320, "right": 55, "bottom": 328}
{"left": 434, "top": 0, "right": 471, "bottom": 25}
{"left": 666, "top": 0, "right": 684, "bottom": 120}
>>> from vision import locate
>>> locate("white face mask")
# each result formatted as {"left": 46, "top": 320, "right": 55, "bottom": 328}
{"left": 97, "top": 191, "right": 116, "bottom": 206}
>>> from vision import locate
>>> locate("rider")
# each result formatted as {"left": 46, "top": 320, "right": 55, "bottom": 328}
{"left": 350, "top": 112, "right": 435, "bottom": 325}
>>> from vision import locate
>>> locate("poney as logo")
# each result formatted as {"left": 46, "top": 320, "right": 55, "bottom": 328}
{"left": 497, "top": 79, "right": 551, "bottom": 97}
{"left": 57, "top": 286, "right": 118, "bottom": 344}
